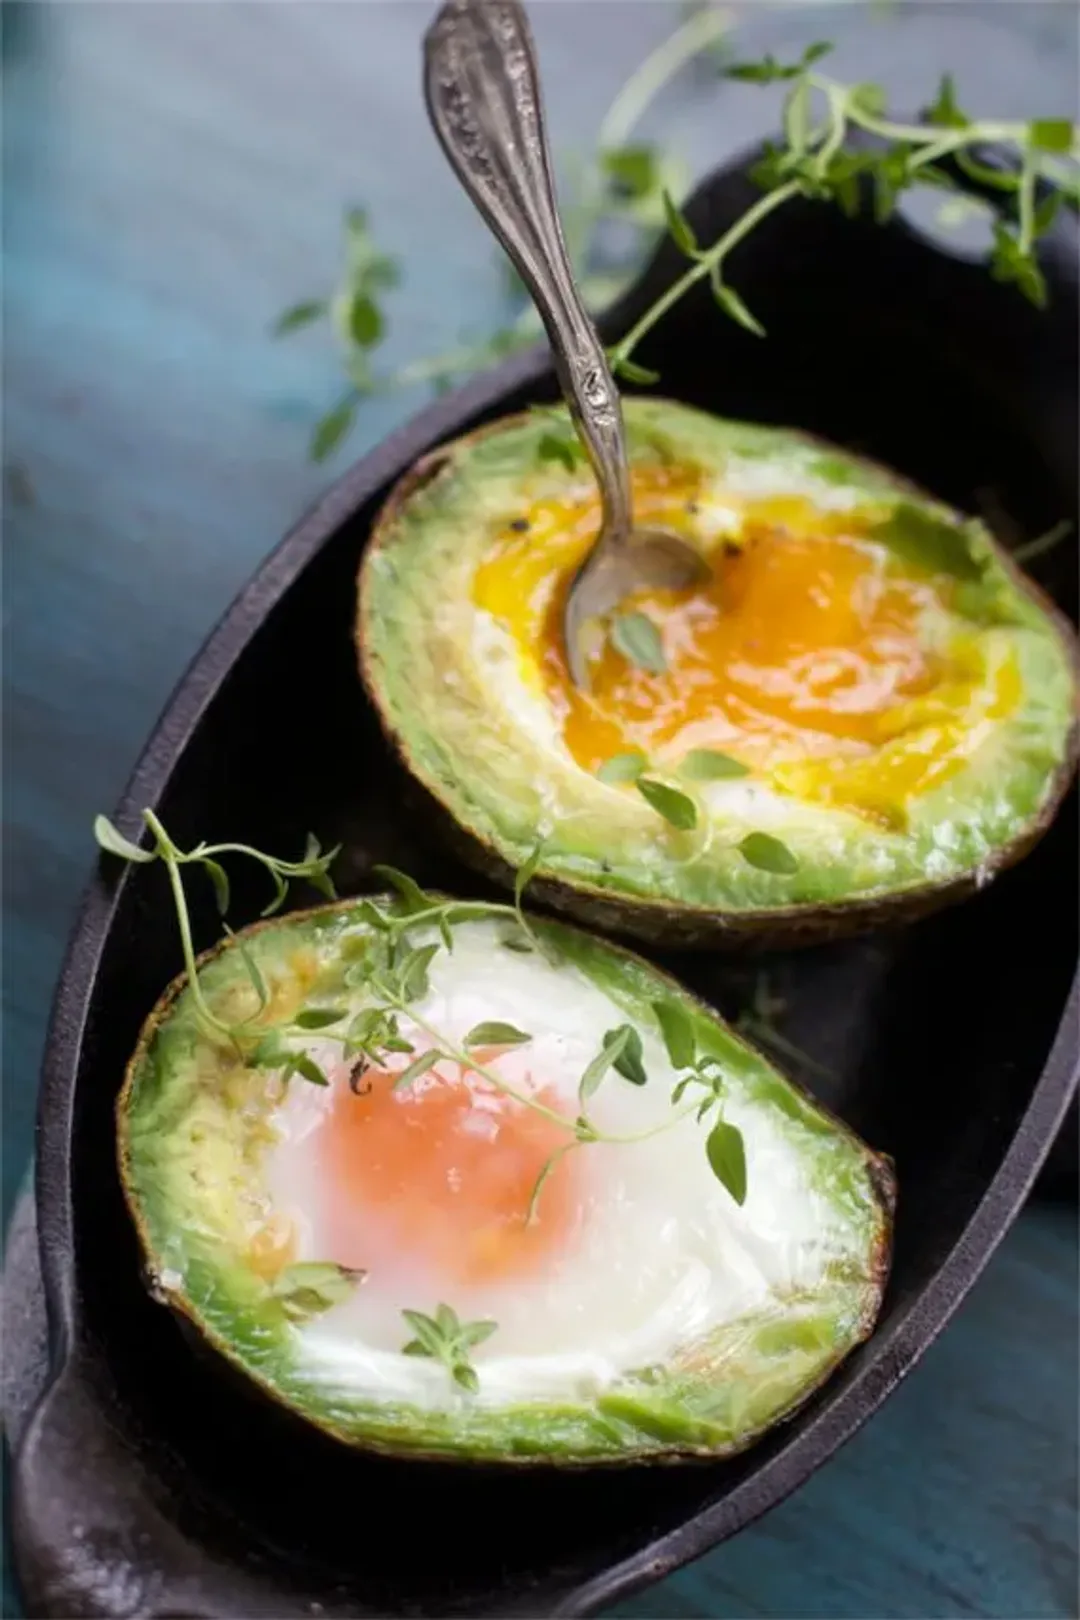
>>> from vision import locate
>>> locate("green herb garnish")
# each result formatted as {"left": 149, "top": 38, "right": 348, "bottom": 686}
{"left": 463, "top": 1022, "right": 532, "bottom": 1049}
{"left": 309, "top": 396, "right": 357, "bottom": 464}
{"left": 579, "top": 1024, "right": 649, "bottom": 1105}
{"left": 293, "top": 1007, "right": 349, "bottom": 1031}
{"left": 278, "top": 11, "right": 1077, "bottom": 462}
{"left": 653, "top": 998, "right": 696, "bottom": 1070}
{"left": 610, "top": 354, "right": 661, "bottom": 386}
{"left": 401, "top": 1304, "right": 498, "bottom": 1394}
{"left": 371, "top": 862, "right": 432, "bottom": 915}
{"left": 605, "top": 1024, "right": 648, "bottom": 1086}
{"left": 512, "top": 838, "right": 551, "bottom": 958}
{"left": 535, "top": 413, "right": 587, "bottom": 471}
{"left": 680, "top": 748, "right": 749, "bottom": 781}
{"left": 597, "top": 750, "right": 648, "bottom": 784}
{"left": 578, "top": 1031, "right": 625, "bottom": 1105}
{"left": 94, "top": 811, "right": 340, "bottom": 1047}
{"left": 649, "top": 993, "right": 749, "bottom": 1205}
{"left": 609, "top": 56, "right": 1078, "bottom": 371}
{"left": 249, "top": 1034, "right": 331, "bottom": 1088}
{"left": 611, "top": 610, "right": 667, "bottom": 674}
{"left": 738, "top": 832, "right": 799, "bottom": 874}
{"left": 273, "top": 300, "right": 327, "bottom": 335}
{"left": 705, "top": 1119, "right": 748, "bottom": 1206}
{"left": 637, "top": 777, "right": 698, "bottom": 830}
{"left": 871, "top": 504, "right": 986, "bottom": 582}
{"left": 525, "top": 1142, "right": 576, "bottom": 1226}
{"left": 275, "top": 5, "right": 731, "bottom": 447}
{"left": 392, "top": 1049, "right": 441, "bottom": 1092}
{"left": 271, "top": 1261, "right": 364, "bottom": 1321}
{"left": 97, "top": 811, "right": 755, "bottom": 1230}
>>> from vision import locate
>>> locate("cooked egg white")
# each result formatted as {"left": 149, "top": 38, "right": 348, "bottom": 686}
{"left": 264, "top": 920, "right": 861, "bottom": 1409}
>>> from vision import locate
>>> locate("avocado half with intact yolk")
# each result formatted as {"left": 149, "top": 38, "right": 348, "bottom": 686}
{"left": 356, "top": 399, "right": 1079, "bottom": 948}
{"left": 118, "top": 894, "right": 894, "bottom": 1464}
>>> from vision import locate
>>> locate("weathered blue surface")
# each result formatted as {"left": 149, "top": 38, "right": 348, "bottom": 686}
{"left": 3, "top": 3, "right": 1077, "bottom": 1615}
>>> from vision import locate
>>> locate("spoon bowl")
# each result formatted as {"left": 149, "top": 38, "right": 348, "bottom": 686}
{"left": 562, "top": 524, "right": 710, "bottom": 681}
{"left": 423, "top": 0, "right": 708, "bottom": 688}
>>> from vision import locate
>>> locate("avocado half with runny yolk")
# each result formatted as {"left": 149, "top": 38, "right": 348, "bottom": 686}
{"left": 118, "top": 895, "right": 893, "bottom": 1464}
{"left": 356, "top": 399, "right": 1079, "bottom": 947}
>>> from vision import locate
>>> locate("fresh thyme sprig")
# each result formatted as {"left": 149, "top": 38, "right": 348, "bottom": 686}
{"left": 589, "top": 745, "right": 799, "bottom": 869}
{"left": 96, "top": 811, "right": 751, "bottom": 1213}
{"left": 401, "top": 1304, "right": 498, "bottom": 1393}
{"left": 636, "top": 776, "right": 699, "bottom": 832}
{"left": 273, "top": 208, "right": 403, "bottom": 462}
{"left": 275, "top": 5, "right": 732, "bottom": 460}
{"left": 611, "top": 610, "right": 667, "bottom": 674}
{"left": 609, "top": 51, "right": 1078, "bottom": 371}
{"left": 275, "top": 15, "right": 1075, "bottom": 462}
{"left": 271, "top": 1260, "right": 366, "bottom": 1322}
{"left": 94, "top": 810, "right": 340, "bottom": 1048}
{"left": 655, "top": 997, "right": 747, "bottom": 1204}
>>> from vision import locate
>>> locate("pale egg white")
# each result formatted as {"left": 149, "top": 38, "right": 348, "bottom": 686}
{"left": 265, "top": 921, "right": 859, "bottom": 1410}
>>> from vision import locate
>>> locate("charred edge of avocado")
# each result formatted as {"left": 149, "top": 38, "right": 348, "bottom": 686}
{"left": 116, "top": 895, "right": 895, "bottom": 1467}
{"left": 354, "top": 413, "right": 1080, "bottom": 951}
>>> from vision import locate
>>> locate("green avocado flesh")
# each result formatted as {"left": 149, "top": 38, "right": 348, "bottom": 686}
{"left": 357, "top": 399, "right": 1078, "bottom": 938}
{"left": 119, "top": 898, "right": 893, "bottom": 1464}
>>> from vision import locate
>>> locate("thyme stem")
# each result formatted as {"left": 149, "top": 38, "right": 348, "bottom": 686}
{"left": 611, "top": 180, "right": 802, "bottom": 364}
{"left": 143, "top": 811, "right": 238, "bottom": 1045}
{"left": 599, "top": 4, "right": 730, "bottom": 152}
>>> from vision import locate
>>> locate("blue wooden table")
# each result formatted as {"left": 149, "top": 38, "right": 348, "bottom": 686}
{"left": 4, "top": 3, "right": 1077, "bottom": 1615}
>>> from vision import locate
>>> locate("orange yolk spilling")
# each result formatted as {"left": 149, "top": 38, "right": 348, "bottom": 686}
{"left": 473, "top": 469, "right": 1019, "bottom": 824}
{"left": 321, "top": 1053, "right": 578, "bottom": 1286}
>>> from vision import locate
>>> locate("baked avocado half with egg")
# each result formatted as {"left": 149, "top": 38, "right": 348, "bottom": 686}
{"left": 118, "top": 891, "right": 893, "bottom": 1465}
{"left": 356, "top": 399, "right": 1079, "bottom": 948}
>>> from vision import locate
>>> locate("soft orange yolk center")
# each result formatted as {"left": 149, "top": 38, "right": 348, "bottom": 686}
{"left": 321, "top": 1053, "right": 578, "bottom": 1285}
{"left": 473, "top": 472, "right": 1017, "bottom": 821}
{"left": 550, "top": 525, "right": 942, "bottom": 774}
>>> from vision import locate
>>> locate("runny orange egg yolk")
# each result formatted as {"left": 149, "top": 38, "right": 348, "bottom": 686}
{"left": 320, "top": 1053, "right": 578, "bottom": 1286}
{"left": 472, "top": 470, "right": 1018, "bottom": 821}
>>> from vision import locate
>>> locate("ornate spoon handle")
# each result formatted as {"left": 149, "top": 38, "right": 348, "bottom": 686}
{"left": 423, "top": 0, "right": 632, "bottom": 541}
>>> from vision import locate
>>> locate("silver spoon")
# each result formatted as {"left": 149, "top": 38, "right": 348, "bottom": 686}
{"left": 423, "top": 0, "right": 709, "bottom": 690}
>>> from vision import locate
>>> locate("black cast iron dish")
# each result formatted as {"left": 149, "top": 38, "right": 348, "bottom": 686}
{"left": 12, "top": 141, "right": 1079, "bottom": 1618}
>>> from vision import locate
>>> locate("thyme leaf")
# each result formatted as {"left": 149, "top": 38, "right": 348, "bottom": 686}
{"left": 94, "top": 814, "right": 154, "bottom": 864}
{"left": 277, "top": 16, "right": 1076, "bottom": 462}
{"left": 653, "top": 999, "right": 696, "bottom": 1070}
{"left": 738, "top": 832, "right": 799, "bottom": 874}
{"left": 611, "top": 610, "right": 667, "bottom": 674}
{"left": 372, "top": 864, "right": 434, "bottom": 915}
{"left": 597, "top": 750, "right": 648, "bottom": 785}
{"left": 679, "top": 748, "right": 749, "bottom": 781}
{"left": 705, "top": 1118, "right": 748, "bottom": 1205}
{"left": 525, "top": 1142, "right": 577, "bottom": 1225}
{"left": 392, "top": 1049, "right": 441, "bottom": 1092}
{"left": 271, "top": 1261, "right": 365, "bottom": 1321}
{"left": 637, "top": 777, "right": 698, "bottom": 831}
{"left": 400, "top": 1304, "right": 497, "bottom": 1394}
{"left": 464, "top": 1022, "right": 532, "bottom": 1049}
{"left": 292, "top": 1007, "right": 349, "bottom": 1030}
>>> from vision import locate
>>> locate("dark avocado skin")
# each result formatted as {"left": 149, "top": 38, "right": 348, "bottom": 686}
{"left": 116, "top": 897, "right": 896, "bottom": 1467}
{"left": 356, "top": 416, "right": 1080, "bottom": 953}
